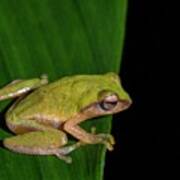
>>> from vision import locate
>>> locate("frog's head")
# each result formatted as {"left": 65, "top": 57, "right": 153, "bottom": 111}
{"left": 78, "top": 72, "right": 132, "bottom": 118}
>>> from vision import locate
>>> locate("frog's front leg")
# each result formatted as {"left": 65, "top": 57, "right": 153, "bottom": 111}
{"left": 64, "top": 115, "right": 115, "bottom": 151}
{"left": 0, "top": 74, "right": 48, "bottom": 101}
{"left": 3, "top": 129, "right": 83, "bottom": 163}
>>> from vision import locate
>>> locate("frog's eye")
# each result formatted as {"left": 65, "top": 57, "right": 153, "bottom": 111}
{"left": 99, "top": 94, "right": 118, "bottom": 111}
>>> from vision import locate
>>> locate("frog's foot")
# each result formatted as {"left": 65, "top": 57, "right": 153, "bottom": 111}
{"left": 95, "top": 133, "right": 115, "bottom": 151}
{"left": 90, "top": 127, "right": 115, "bottom": 150}
{"left": 54, "top": 141, "right": 84, "bottom": 163}
{"left": 54, "top": 153, "right": 72, "bottom": 163}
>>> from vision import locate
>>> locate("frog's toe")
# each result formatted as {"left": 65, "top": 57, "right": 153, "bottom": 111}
{"left": 104, "top": 141, "right": 114, "bottom": 151}
{"left": 96, "top": 133, "right": 115, "bottom": 151}
{"left": 55, "top": 153, "right": 72, "bottom": 163}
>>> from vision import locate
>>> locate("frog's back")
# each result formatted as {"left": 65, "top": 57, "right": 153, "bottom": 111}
{"left": 9, "top": 75, "right": 88, "bottom": 122}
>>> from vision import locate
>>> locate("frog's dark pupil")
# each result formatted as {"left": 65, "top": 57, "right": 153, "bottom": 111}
{"left": 100, "top": 100, "right": 118, "bottom": 111}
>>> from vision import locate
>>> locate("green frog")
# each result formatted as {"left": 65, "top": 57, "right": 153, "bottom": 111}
{"left": 0, "top": 73, "right": 132, "bottom": 163}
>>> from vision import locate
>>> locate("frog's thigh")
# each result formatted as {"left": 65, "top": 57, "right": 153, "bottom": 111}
{"left": 3, "top": 130, "right": 68, "bottom": 155}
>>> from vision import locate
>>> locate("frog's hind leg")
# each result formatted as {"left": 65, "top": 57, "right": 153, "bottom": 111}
{"left": 4, "top": 110, "right": 83, "bottom": 163}
{"left": 3, "top": 129, "right": 82, "bottom": 163}
{"left": 0, "top": 74, "right": 48, "bottom": 101}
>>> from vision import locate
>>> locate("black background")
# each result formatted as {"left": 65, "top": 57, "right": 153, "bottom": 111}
{"left": 105, "top": 1, "right": 178, "bottom": 179}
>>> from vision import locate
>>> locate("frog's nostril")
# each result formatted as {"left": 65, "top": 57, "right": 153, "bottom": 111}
{"left": 120, "top": 99, "right": 132, "bottom": 110}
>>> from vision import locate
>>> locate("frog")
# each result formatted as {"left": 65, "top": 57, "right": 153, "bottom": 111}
{"left": 0, "top": 72, "right": 132, "bottom": 163}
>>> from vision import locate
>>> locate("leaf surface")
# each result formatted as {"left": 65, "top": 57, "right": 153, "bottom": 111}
{"left": 0, "top": 0, "right": 127, "bottom": 179}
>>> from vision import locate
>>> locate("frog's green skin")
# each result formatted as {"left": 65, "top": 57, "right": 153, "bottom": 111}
{"left": 0, "top": 73, "right": 132, "bottom": 163}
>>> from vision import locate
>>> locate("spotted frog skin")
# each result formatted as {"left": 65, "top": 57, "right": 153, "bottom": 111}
{"left": 0, "top": 73, "right": 132, "bottom": 163}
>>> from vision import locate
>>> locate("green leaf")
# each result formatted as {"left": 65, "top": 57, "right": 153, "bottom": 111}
{"left": 0, "top": 0, "right": 127, "bottom": 179}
